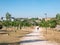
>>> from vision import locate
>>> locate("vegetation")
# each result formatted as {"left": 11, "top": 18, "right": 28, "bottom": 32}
{"left": 56, "top": 13, "right": 60, "bottom": 25}
{"left": 0, "top": 12, "right": 40, "bottom": 30}
{"left": 43, "top": 28, "right": 60, "bottom": 43}
{"left": 49, "top": 19, "right": 57, "bottom": 28}
{"left": 39, "top": 18, "right": 49, "bottom": 27}
{"left": 56, "top": 13, "right": 60, "bottom": 20}
{"left": 0, "top": 12, "right": 60, "bottom": 44}
{"left": 0, "top": 12, "right": 60, "bottom": 30}
{"left": 6, "top": 12, "right": 11, "bottom": 21}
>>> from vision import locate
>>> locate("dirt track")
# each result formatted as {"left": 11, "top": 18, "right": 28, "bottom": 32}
{"left": 20, "top": 27, "right": 59, "bottom": 45}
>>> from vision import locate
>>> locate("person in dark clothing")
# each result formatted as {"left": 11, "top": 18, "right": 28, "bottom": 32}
{"left": 37, "top": 26, "right": 39, "bottom": 30}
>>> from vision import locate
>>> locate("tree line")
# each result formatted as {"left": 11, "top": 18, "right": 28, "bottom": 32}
{"left": 0, "top": 12, "right": 60, "bottom": 30}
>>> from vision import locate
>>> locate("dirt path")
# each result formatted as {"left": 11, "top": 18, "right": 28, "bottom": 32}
{"left": 20, "top": 27, "right": 59, "bottom": 45}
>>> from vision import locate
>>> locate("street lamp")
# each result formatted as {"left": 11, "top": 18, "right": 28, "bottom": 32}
{"left": 45, "top": 13, "right": 47, "bottom": 19}
{"left": 45, "top": 13, "right": 47, "bottom": 34}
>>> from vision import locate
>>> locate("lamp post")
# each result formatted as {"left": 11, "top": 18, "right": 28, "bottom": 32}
{"left": 45, "top": 13, "right": 47, "bottom": 19}
{"left": 45, "top": 13, "right": 47, "bottom": 34}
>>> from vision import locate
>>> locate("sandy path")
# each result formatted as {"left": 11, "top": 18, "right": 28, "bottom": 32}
{"left": 20, "top": 27, "right": 59, "bottom": 45}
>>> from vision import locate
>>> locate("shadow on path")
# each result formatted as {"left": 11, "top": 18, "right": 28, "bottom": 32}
{"left": 20, "top": 39, "right": 46, "bottom": 44}
{"left": 0, "top": 39, "right": 46, "bottom": 45}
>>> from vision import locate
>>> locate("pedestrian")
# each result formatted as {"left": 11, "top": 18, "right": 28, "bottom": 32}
{"left": 37, "top": 26, "right": 39, "bottom": 30}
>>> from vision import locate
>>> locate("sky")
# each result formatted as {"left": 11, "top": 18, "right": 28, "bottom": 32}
{"left": 0, "top": 0, "right": 60, "bottom": 18}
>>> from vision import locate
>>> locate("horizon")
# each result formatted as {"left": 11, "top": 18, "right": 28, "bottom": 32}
{"left": 0, "top": 0, "right": 60, "bottom": 18}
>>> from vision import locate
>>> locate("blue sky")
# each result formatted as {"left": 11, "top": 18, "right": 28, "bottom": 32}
{"left": 0, "top": 0, "right": 60, "bottom": 18}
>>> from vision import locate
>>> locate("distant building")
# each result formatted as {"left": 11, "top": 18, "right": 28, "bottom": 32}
{"left": 0, "top": 17, "right": 14, "bottom": 21}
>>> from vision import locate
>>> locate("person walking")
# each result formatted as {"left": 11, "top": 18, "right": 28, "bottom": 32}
{"left": 36, "top": 26, "right": 39, "bottom": 30}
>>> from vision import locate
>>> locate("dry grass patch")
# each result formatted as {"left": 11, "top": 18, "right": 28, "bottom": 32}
{"left": 42, "top": 28, "right": 60, "bottom": 43}
{"left": 0, "top": 27, "right": 34, "bottom": 43}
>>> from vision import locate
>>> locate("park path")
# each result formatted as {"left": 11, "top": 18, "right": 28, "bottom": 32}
{"left": 20, "top": 26, "right": 59, "bottom": 45}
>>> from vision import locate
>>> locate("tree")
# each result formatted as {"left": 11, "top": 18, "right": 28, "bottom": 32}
{"left": 39, "top": 19, "right": 49, "bottom": 34}
{"left": 31, "top": 18, "right": 39, "bottom": 21}
{"left": 56, "top": 13, "right": 60, "bottom": 25}
{"left": 39, "top": 18, "right": 49, "bottom": 27}
{"left": 0, "top": 21, "right": 3, "bottom": 29}
{"left": 49, "top": 19, "right": 57, "bottom": 28}
{"left": 6, "top": 12, "right": 11, "bottom": 21}
{"left": 56, "top": 13, "right": 60, "bottom": 20}
{"left": 3, "top": 20, "right": 11, "bottom": 27}
{"left": 22, "top": 19, "right": 32, "bottom": 27}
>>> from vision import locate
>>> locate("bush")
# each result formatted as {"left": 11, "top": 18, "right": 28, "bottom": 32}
{"left": 0, "top": 25, "right": 3, "bottom": 29}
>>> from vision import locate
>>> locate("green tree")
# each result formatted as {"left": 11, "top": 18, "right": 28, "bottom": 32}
{"left": 39, "top": 19, "right": 49, "bottom": 34}
{"left": 56, "top": 13, "right": 60, "bottom": 20}
{"left": 6, "top": 12, "right": 11, "bottom": 21}
{"left": 22, "top": 19, "right": 32, "bottom": 27}
{"left": 49, "top": 19, "right": 57, "bottom": 28}
{"left": 0, "top": 21, "right": 3, "bottom": 29}
{"left": 56, "top": 13, "right": 60, "bottom": 25}
{"left": 39, "top": 18, "right": 49, "bottom": 27}
{"left": 31, "top": 18, "right": 39, "bottom": 21}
